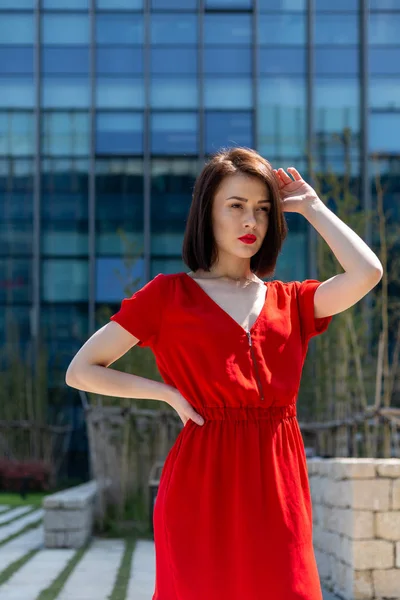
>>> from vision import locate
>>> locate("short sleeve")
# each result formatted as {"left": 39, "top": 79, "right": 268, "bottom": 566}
{"left": 294, "top": 279, "right": 333, "bottom": 345}
{"left": 109, "top": 273, "right": 165, "bottom": 348}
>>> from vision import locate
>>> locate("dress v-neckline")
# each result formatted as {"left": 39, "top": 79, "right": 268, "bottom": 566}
{"left": 182, "top": 272, "right": 270, "bottom": 335}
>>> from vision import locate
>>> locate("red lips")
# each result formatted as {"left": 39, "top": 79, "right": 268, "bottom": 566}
{"left": 239, "top": 235, "right": 256, "bottom": 242}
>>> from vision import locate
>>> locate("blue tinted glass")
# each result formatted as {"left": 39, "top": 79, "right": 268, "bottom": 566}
{"left": 43, "top": 15, "right": 89, "bottom": 45}
{"left": 315, "top": 79, "right": 358, "bottom": 109}
{"left": 42, "top": 260, "right": 88, "bottom": 302}
{"left": 150, "top": 78, "right": 198, "bottom": 109}
{"left": 42, "top": 48, "right": 90, "bottom": 75}
{"left": 0, "top": 15, "right": 34, "bottom": 45}
{"left": 370, "top": 79, "right": 400, "bottom": 109}
{"left": 43, "top": 0, "right": 89, "bottom": 7}
{"left": 205, "top": 0, "right": 252, "bottom": 6}
{"left": 315, "top": 0, "right": 357, "bottom": 9}
{"left": 96, "top": 14, "right": 143, "bottom": 44}
{"left": 205, "top": 112, "right": 252, "bottom": 154}
{"left": 315, "top": 48, "right": 358, "bottom": 75}
{"left": 0, "top": 113, "right": 35, "bottom": 156}
{"left": 97, "top": 0, "right": 143, "bottom": 7}
{"left": 0, "top": 48, "right": 33, "bottom": 74}
{"left": 151, "top": 113, "right": 197, "bottom": 154}
{"left": 258, "top": 78, "right": 306, "bottom": 156}
{"left": 152, "top": 0, "right": 197, "bottom": 8}
{"left": 259, "top": 48, "right": 305, "bottom": 75}
{"left": 369, "top": 49, "right": 400, "bottom": 75}
{"left": 0, "top": 78, "right": 34, "bottom": 108}
{"left": 42, "top": 79, "right": 90, "bottom": 108}
{"left": 370, "top": 113, "right": 400, "bottom": 154}
{"left": 370, "top": 0, "right": 400, "bottom": 6}
{"left": 97, "top": 48, "right": 143, "bottom": 75}
{"left": 151, "top": 14, "right": 197, "bottom": 44}
{"left": 258, "top": 14, "right": 305, "bottom": 45}
{"left": 97, "top": 258, "right": 145, "bottom": 303}
{"left": 205, "top": 78, "right": 252, "bottom": 109}
{"left": 259, "top": 0, "right": 305, "bottom": 9}
{"left": 151, "top": 48, "right": 197, "bottom": 74}
{"left": 315, "top": 15, "right": 357, "bottom": 45}
{"left": 96, "top": 112, "right": 143, "bottom": 154}
{"left": 370, "top": 15, "right": 400, "bottom": 45}
{"left": 0, "top": 259, "right": 31, "bottom": 303}
{"left": 96, "top": 79, "right": 145, "bottom": 108}
{"left": 0, "top": 0, "right": 33, "bottom": 6}
{"left": 204, "top": 15, "right": 251, "bottom": 45}
{"left": 204, "top": 47, "right": 251, "bottom": 75}
{"left": 42, "top": 113, "right": 90, "bottom": 156}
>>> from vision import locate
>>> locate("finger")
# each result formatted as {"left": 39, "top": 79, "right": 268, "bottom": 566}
{"left": 272, "top": 169, "right": 285, "bottom": 187}
{"left": 192, "top": 412, "right": 205, "bottom": 426}
{"left": 278, "top": 168, "right": 293, "bottom": 183}
{"left": 287, "top": 167, "right": 302, "bottom": 181}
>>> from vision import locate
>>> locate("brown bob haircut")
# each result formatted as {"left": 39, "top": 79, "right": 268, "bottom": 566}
{"left": 182, "top": 147, "right": 288, "bottom": 279}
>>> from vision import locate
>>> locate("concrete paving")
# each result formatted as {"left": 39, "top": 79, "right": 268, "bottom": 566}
{"left": 0, "top": 525, "right": 43, "bottom": 571}
{"left": 0, "top": 509, "right": 43, "bottom": 543}
{"left": 57, "top": 539, "right": 125, "bottom": 600}
{"left": 0, "top": 506, "right": 32, "bottom": 524}
{"left": 0, "top": 505, "right": 10, "bottom": 513}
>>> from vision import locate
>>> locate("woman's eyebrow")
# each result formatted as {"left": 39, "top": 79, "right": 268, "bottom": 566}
{"left": 226, "top": 196, "right": 271, "bottom": 204}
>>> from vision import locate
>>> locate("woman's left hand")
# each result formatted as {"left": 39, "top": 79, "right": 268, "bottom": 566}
{"left": 273, "top": 167, "right": 321, "bottom": 215}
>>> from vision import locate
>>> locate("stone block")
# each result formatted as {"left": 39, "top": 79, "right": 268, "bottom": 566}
{"left": 373, "top": 568, "right": 400, "bottom": 598}
{"left": 353, "top": 510, "right": 374, "bottom": 540}
{"left": 375, "top": 510, "right": 400, "bottom": 541}
{"left": 331, "top": 459, "right": 376, "bottom": 481}
{"left": 375, "top": 459, "right": 400, "bottom": 478}
{"left": 352, "top": 569, "right": 373, "bottom": 600}
{"left": 44, "top": 508, "right": 91, "bottom": 532}
{"left": 392, "top": 479, "right": 400, "bottom": 510}
{"left": 353, "top": 539, "right": 394, "bottom": 570}
{"left": 352, "top": 479, "right": 391, "bottom": 511}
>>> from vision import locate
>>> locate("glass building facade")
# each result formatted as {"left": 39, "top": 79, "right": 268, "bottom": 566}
{"left": 1, "top": 0, "right": 399, "bottom": 384}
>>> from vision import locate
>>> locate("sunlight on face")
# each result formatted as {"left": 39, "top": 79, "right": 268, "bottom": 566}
{"left": 212, "top": 173, "right": 271, "bottom": 259}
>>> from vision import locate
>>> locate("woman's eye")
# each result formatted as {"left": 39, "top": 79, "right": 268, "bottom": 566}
{"left": 230, "top": 204, "right": 269, "bottom": 213}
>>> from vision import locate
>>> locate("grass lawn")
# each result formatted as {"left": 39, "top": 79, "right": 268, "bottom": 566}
{"left": 0, "top": 492, "right": 47, "bottom": 508}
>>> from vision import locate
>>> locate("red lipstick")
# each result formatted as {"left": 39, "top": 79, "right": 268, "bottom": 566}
{"left": 238, "top": 235, "right": 256, "bottom": 244}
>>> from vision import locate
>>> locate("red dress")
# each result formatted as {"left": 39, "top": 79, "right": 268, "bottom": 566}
{"left": 110, "top": 272, "right": 333, "bottom": 600}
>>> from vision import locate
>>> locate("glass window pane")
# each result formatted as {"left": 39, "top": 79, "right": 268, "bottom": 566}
{"left": 96, "top": 78, "right": 145, "bottom": 108}
{"left": 151, "top": 0, "right": 197, "bottom": 8}
{"left": 315, "top": 15, "right": 358, "bottom": 45}
{"left": 42, "top": 260, "right": 88, "bottom": 302}
{"left": 258, "top": 14, "right": 305, "bottom": 45}
{"left": 97, "top": 258, "right": 145, "bottom": 303}
{"left": 370, "top": 79, "right": 400, "bottom": 109}
{"left": 97, "top": 48, "right": 143, "bottom": 75}
{"left": 315, "top": 0, "right": 358, "bottom": 9}
{"left": 151, "top": 113, "right": 198, "bottom": 154}
{"left": 0, "top": 113, "right": 35, "bottom": 156}
{"left": 369, "top": 0, "right": 400, "bottom": 8}
{"left": 43, "top": 0, "right": 89, "bottom": 7}
{"left": 204, "top": 14, "right": 251, "bottom": 45}
{"left": 0, "top": 48, "right": 33, "bottom": 74}
{"left": 315, "top": 48, "right": 358, "bottom": 75}
{"left": 205, "top": 0, "right": 252, "bottom": 7}
{"left": 96, "top": 14, "right": 143, "bottom": 45}
{"left": 204, "top": 47, "right": 251, "bottom": 75}
{"left": 258, "top": 78, "right": 306, "bottom": 156}
{"left": 205, "top": 78, "right": 252, "bottom": 109}
{"left": 42, "top": 113, "right": 90, "bottom": 156}
{"left": 151, "top": 48, "right": 197, "bottom": 74}
{"left": 259, "top": 48, "right": 305, "bottom": 75}
{"left": 0, "top": 259, "right": 31, "bottom": 303}
{"left": 42, "top": 78, "right": 90, "bottom": 108}
{"left": 42, "top": 48, "right": 90, "bottom": 75}
{"left": 0, "top": 0, "right": 33, "bottom": 6}
{"left": 205, "top": 112, "right": 252, "bottom": 155}
{"left": 150, "top": 78, "right": 198, "bottom": 109}
{"left": 370, "top": 113, "right": 400, "bottom": 154}
{"left": 370, "top": 15, "right": 400, "bottom": 45}
{"left": 96, "top": 112, "right": 143, "bottom": 154}
{"left": 43, "top": 15, "right": 89, "bottom": 45}
{"left": 0, "top": 78, "right": 34, "bottom": 108}
{"left": 369, "top": 49, "right": 400, "bottom": 75}
{"left": 0, "top": 15, "right": 34, "bottom": 45}
{"left": 259, "top": 0, "right": 305, "bottom": 9}
{"left": 315, "top": 79, "right": 358, "bottom": 109}
{"left": 151, "top": 14, "right": 197, "bottom": 44}
{"left": 97, "top": 0, "right": 143, "bottom": 8}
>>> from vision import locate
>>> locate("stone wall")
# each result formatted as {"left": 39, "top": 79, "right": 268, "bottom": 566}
{"left": 308, "top": 458, "right": 400, "bottom": 600}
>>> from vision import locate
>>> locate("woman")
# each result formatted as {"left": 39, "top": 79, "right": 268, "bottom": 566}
{"left": 66, "top": 147, "right": 383, "bottom": 600}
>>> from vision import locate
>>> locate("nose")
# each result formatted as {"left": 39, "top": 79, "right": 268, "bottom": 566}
{"left": 243, "top": 211, "right": 257, "bottom": 228}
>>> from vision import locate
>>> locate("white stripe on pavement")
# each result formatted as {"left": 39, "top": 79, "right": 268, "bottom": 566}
{"left": 126, "top": 540, "right": 156, "bottom": 600}
{"left": 57, "top": 538, "right": 125, "bottom": 600}
{"left": 0, "top": 526, "right": 43, "bottom": 573}
{"left": 0, "top": 510, "right": 43, "bottom": 543}
{"left": 0, "top": 507, "right": 33, "bottom": 525}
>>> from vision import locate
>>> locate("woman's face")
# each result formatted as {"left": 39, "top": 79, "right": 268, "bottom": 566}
{"left": 211, "top": 172, "right": 271, "bottom": 261}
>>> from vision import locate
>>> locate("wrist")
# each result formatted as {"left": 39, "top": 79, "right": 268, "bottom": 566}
{"left": 301, "top": 197, "right": 325, "bottom": 220}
